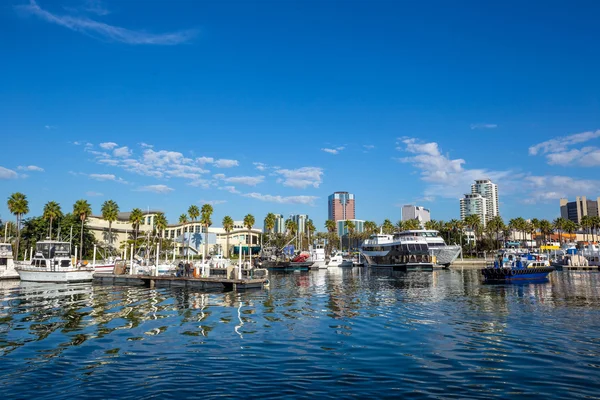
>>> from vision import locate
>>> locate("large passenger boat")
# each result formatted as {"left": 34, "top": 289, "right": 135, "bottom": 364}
{"left": 0, "top": 243, "right": 18, "bottom": 279}
{"left": 15, "top": 240, "right": 94, "bottom": 283}
{"left": 361, "top": 233, "right": 433, "bottom": 271}
{"left": 394, "top": 230, "right": 461, "bottom": 267}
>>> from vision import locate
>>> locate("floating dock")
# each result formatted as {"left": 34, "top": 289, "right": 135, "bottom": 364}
{"left": 94, "top": 273, "right": 267, "bottom": 291}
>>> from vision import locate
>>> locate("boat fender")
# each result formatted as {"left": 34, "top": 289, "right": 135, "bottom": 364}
{"left": 510, "top": 269, "right": 516, "bottom": 276}
{"left": 263, "top": 279, "right": 270, "bottom": 287}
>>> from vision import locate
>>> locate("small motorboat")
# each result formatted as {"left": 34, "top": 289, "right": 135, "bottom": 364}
{"left": 481, "top": 255, "right": 554, "bottom": 283}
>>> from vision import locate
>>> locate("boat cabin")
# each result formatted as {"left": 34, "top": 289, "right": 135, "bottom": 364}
{"left": 30, "top": 241, "right": 73, "bottom": 269}
{"left": 0, "top": 243, "right": 13, "bottom": 267}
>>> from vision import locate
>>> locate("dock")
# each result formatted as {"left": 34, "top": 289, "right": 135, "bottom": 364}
{"left": 94, "top": 273, "right": 268, "bottom": 291}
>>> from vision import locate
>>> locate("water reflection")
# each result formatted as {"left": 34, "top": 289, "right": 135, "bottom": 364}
{"left": 0, "top": 270, "right": 599, "bottom": 399}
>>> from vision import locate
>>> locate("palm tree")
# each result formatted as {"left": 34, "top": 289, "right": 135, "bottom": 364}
{"left": 305, "top": 219, "right": 316, "bottom": 244}
{"left": 222, "top": 216, "right": 234, "bottom": 257}
{"left": 394, "top": 220, "right": 405, "bottom": 232}
{"left": 200, "top": 204, "right": 213, "bottom": 257}
{"left": 243, "top": 214, "right": 255, "bottom": 256}
{"left": 154, "top": 212, "right": 168, "bottom": 257}
{"left": 464, "top": 214, "right": 481, "bottom": 255}
{"left": 43, "top": 201, "right": 62, "bottom": 240}
{"left": 380, "top": 219, "right": 394, "bottom": 234}
{"left": 564, "top": 219, "right": 578, "bottom": 241}
{"left": 285, "top": 219, "right": 297, "bottom": 236}
{"left": 178, "top": 213, "right": 188, "bottom": 256}
{"left": 553, "top": 217, "right": 567, "bottom": 244}
{"left": 7, "top": 192, "right": 29, "bottom": 259}
{"left": 424, "top": 220, "right": 437, "bottom": 230}
{"left": 581, "top": 215, "right": 592, "bottom": 243}
{"left": 403, "top": 219, "right": 421, "bottom": 231}
{"left": 129, "top": 208, "right": 145, "bottom": 253}
{"left": 100, "top": 200, "right": 119, "bottom": 249}
{"left": 591, "top": 216, "right": 600, "bottom": 243}
{"left": 73, "top": 199, "right": 92, "bottom": 260}
{"left": 539, "top": 219, "right": 553, "bottom": 244}
{"left": 344, "top": 220, "right": 356, "bottom": 251}
{"left": 187, "top": 205, "right": 200, "bottom": 256}
{"left": 264, "top": 213, "right": 276, "bottom": 243}
{"left": 487, "top": 215, "right": 504, "bottom": 249}
{"left": 364, "top": 221, "right": 378, "bottom": 235}
{"left": 325, "top": 219, "right": 337, "bottom": 233}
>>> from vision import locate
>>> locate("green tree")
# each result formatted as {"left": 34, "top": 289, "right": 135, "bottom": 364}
{"left": 243, "top": 214, "right": 255, "bottom": 255}
{"left": 200, "top": 204, "right": 213, "bottom": 256}
{"left": 591, "top": 216, "right": 600, "bottom": 243}
{"left": 187, "top": 205, "right": 200, "bottom": 255}
{"left": 563, "top": 219, "right": 578, "bottom": 240}
{"left": 7, "top": 192, "right": 29, "bottom": 259}
{"left": 424, "top": 220, "right": 437, "bottom": 230}
{"left": 325, "top": 219, "right": 337, "bottom": 233}
{"left": 539, "top": 219, "right": 553, "bottom": 244}
{"left": 73, "top": 199, "right": 92, "bottom": 260}
{"left": 42, "top": 201, "right": 62, "bottom": 240}
{"left": 264, "top": 213, "right": 276, "bottom": 244}
{"left": 381, "top": 219, "right": 394, "bottom": 234}
{"left": 344, "top": 220, "right": 356, "bottom": 251}
{"left": 178, "top": 213, "right": 188, "bottom": 256}
{"left": 100, "top": 200, "right": 119, "bottom": 249}
{"left": 464, "top": 214, "right": 481, "bottom": 256}
{"left": 581, "top": 215, "right": 592, "bottom": 243}
{"left": 403, "top": 219, "right": 421, "bottom": 230}
{"left": 129, "top": 208, "right": 144, "bottom": 253}
{"left": 553, "top": 217, "right": 567, "bottom": 244}
{"left": 395, "top": 220, "right": 405, "bottom": 232}
{"left": 222, "top": 215, "right": 234, "bottom": 257}
{"left": 364, "top": 220, "right": 378, "bottom": 235}
{"left": 154, "top": 212, "right": 168, "bottom": 257}
{"left": 486, "top": 216, "right": 504, "bottom": 249}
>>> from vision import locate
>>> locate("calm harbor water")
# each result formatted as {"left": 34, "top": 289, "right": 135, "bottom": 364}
{"left": 1, "top": 268, "right": 600, "bottom": 399}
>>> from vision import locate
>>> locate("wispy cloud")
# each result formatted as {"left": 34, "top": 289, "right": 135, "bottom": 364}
{"left": 89, "top": 173, "right": 127, "bottom": 183}
{"left": 214, "top": 174, "right": 264, "bottom": 186}
{"left": 99, "top": 142, "right": 118, "bottom": 150}
{"left": 199, "top": 199, "right": 227, "bottom": 206}
{"left": 363, "top": 144, "right": 375, "bottom": 150}
{"left": 274, "top": 167, "right": 323, "bottom": 189}
{"left": 321, "top": 146, "right": 345, "bottom": 155}
{"left": 19, "top": 0, "right": 197, "bottom": 45}
{"left": 253, "top": 162, "right": 268, "bottom": 171}
{"left": 242, "top": 192, "right": 318, "bottom": 206}
{"left": 213, "top": 159, "right": 239, "bottom": 168}
{"left": 113, "top": 146, "right": 131, "bottom": 158}
{"left": 136, "top": 184, "right": 174, "bottom": 194}
{"left": 470, "top": 123, "right": 498, "bottom": 130}
{"left": 528, "top": 129, "right": 600, "bottom": 167}
{"left": 0, "top": 167, "right": 18, "bottom": 180}
{"left": 17, "top": 165, "right": 44, "bottom": 172}
{"left": 85, "top": 191, "right": 103, "bottom": 197}
{"left": 44, "top": 125, "right": 56, "bottom": 130}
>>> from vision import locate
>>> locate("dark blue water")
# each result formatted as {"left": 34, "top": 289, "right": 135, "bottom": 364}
{"left": 1, "top": 268, "right": 600, "bottom": 399}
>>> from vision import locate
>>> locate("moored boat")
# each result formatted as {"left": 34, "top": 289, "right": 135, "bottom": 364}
{"left": 361, "top": 233, "right": 434, "bottom": 271}
{"left": 482, "top": 254, "right": 554, "bottom": 283}
{"left": 394, "top": 229, "right": 461, "bottom": 267}
{"left": 15, "top": 240, "right": 94, "bottom": 283}
{"left": 0, "top": 242, "right": 19, "bottom": 279}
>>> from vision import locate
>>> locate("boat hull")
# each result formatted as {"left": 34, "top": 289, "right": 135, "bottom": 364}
{"left": 481, "top": 267, "right": 554, "bottom": 283}
{"left": 93, "top": 264, "right": 115, "bottom": 273}
{"left": 16, "top": 267, "right": 94, "bottom": 283}
{"left": 431, "top": 245, "right": 461, "bottom": 267}
{"left": 0, "top": 264, "right": 19, "bottom": 280}
{"left": 369, "top": 262, "right": 434, "bottom": 272}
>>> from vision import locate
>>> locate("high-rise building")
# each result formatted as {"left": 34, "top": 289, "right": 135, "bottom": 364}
{"left": 560, "top": 196, "right": 600, "bottom": 224}
{"left": 460, "top": 194, "right": 487, "bottom": 225}
{"left": 459, "top": 179, "right": 498, "bottom": 226}
{"left": 336, "top": 219, "right": 365, "bottom": 236}
{"left": 290, "top": 214, "right": 309, "bottom": 234}
{"left": 402, "top": 205, "right": 431, "bottom": 226}
{"left": 328, "top": 192, "right": 355, "bottom": 221}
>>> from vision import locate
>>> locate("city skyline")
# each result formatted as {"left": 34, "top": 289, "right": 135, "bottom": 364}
{"left": 2, "top": 1, "right": 600, "bottom": 229}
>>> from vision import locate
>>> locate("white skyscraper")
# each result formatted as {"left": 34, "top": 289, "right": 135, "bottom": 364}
{"left": 402, "top": 205, "right": 431, "bottom": 227}
{"left": 460, "top": 179, "right": 498, "bottom": 226}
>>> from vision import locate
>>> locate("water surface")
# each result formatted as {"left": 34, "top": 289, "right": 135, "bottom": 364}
{"left": 1, "top": 268, "right": 600, "bottom": 399}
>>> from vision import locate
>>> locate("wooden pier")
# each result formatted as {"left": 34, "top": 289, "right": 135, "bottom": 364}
{"left": 94, "top": 273, "right": 267, "bottom": 291}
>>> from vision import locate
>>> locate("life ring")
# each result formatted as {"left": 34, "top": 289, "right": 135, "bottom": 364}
{"left": 263, "top": 279, "right": 270, "bottom": 287}
{"left": 510, "top": 269, "right": 516, "bottom": 276}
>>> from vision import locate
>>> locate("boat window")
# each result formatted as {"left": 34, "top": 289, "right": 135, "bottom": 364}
{"left": 0, "top": 258, "right": 6, "bottom": 266}
{"left": 0, "top": 245, "right": 11, "bottom": 252}
{"left": 61, "top": 260, "right": 71, "bottom": 268}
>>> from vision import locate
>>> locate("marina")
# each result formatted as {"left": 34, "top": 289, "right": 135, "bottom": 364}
{"left": 1, "top": 268, "right": 600, "bottom": 399}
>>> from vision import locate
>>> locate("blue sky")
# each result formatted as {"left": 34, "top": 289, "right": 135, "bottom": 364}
{"left": 1, "top": 0, "right": 600, "bottom": 229}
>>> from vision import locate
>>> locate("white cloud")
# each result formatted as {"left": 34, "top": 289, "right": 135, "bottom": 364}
{"left": 17, "top": 165, "right": 44, "bottom": 172}
{"left": 470, "top": 123, "right": 498, "bottom": 130}
{"left": 363, "top": 144, "right": 375, "bottom": 150}
{"left": 199, "top": 199, "right": 227, "bottom": 206}
{"left": 219, "top": 186, "right": 240, "bottom": 194}
{"left": 242, "top": 192, "right": 318, "bottom": 205}
{"left": 99, "top": 142, "right": 118, "bottom": 150}
{"left": 197, "top": 156, "right": 214, "bottom": 164}
{"left": 19, "top": 0, "right": 197, "bottom": 45}
{"left": 136, "top": 184, "right": 174, "bottom": 194}
{"left": 253, "top": 162, "right": 268, "bottom": 171}
{"left": 522, "top": 175, "right": 600, "bottom": 204}
{"left": 213, "top": 159, "right": 239, "bottom": 168}
{"left": 214, "top": 174, "right": 264, "bottom": 186}
{"left": 529, "top": 130, "right": 600, "bottom": 156}
{"left": 139, "top": 142, "right": 153, "bottom": 148}
{"left": 88, "top": 173, "right": 127, "bottom": 183}
{"left": 274, "top": 167, "right": 323, "bottom": 189}
{"left": 321, "top": 146, "right": 345, "bottom": 155}
{"left": 529, "top": 130, "right": 600, "bottom": 167}
{"left": 113, "top": 146, "right": 131, "bottom": 158}
{"left": 397, "top": 138, "right": 513, "bottom": 199}
{"left": 0, "top": 167, "right": 18, "bottom": 180}
{"left": 85, "top": 191, "right": 103, "bottom": 197}
{"left": 44, "top": 125, "right": 56, "bottom": 130}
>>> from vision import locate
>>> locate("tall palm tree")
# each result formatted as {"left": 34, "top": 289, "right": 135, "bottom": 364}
{"left": 591, "top": 216, "right": 600, "bottom": 243}
{"left": 129, "top": 208, "right": 145, "bottom": 253}
{"left": 154, "top": 212, "right": 168, "bottom": 258}
{"left": 486, "top": 215, "right": 504, "bottom": 249}
{"left": 395, "top": 220, "right": 405, "bottom": 232}
{"left": 364, "top": 220, "right": 378, "bottom": 235}
{"left": 424, "top": 220, "right": 437, "bottom": 230}
{"left": 325, "top": 219, "right": 337, "bottom": 233}
{"left": 464, "top": 214, "right": 481, "bottom": 255}
{"left": 381, "top": 219, "right": 395, "bottom": 234}
{"left": 43, "top": 201, "right": 62, "bottom": 240}
{"left": 178, "top": 213, "right": 188, "bottom": 255}
{"left": 564, "top": 219, "right": 578, "bottom": 240}
{"left": 187, "top": 205, "right": 200, "bottom": 256}
{"left": 264, "top": 213, "right": 276, "bottom": 242}
{"left": 403, "top": 219, "right": 421, "bottom": 231}
{"left": 100, "top": 200, "right": 119, "bottom": 249}
{"left": 344, "top": 220, "right": 356, "bottom": 251}
{"left": 73, "top": 199, "right": 92, "bottom": 260}
{"left": 306, "top": 219, "right": 316, "bottom": 243}
{"left": 243, "top": 214, "right": 255, "bottom": 256}
{"left": 581, "top": 215, "right": 592, "bottom": 243}
{"left": 200, "top": 204, "right": 213, "bottom": 257}
{"left": 7, "top": 192, "right": 29, "bottom": 260}
{"left": 553, "top": 217, "right": 567, "bottom": 244}
{"left": 222, "top": 216, "right": 234, "bottom": 257}
{"left": 539, "top": 219, "right": 553, "bottom": 244}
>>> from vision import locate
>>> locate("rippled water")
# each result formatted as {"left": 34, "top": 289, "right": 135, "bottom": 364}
{"left": 1, "top": 268, "right": 600, "bottom": 399}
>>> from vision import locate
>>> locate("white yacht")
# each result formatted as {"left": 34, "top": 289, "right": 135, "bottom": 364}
{"left": 361, "top": 233, "right": 433, "bottom": 271}
{"left": 326, "top": 251, "right": 343, "bottom": 267}
{"left": 15, "top": 240, "right": 94, "bottom": 283}
{"left": 309, "top": 243, "right": 327, "bottom": 269}
{"left": 0, "top": 243, "right": 18, "bottom": 279}
{"left": 394, "top": 230, "right": 461, "bottom": 267}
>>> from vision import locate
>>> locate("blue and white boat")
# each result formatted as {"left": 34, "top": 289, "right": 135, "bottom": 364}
{"left": 481, "top": 252, "right": 554, "bottom": 282}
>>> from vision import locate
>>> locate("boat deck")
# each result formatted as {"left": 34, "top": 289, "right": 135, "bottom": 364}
{"left": 94, "top": 273, "right": 267, "bottom": 291}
